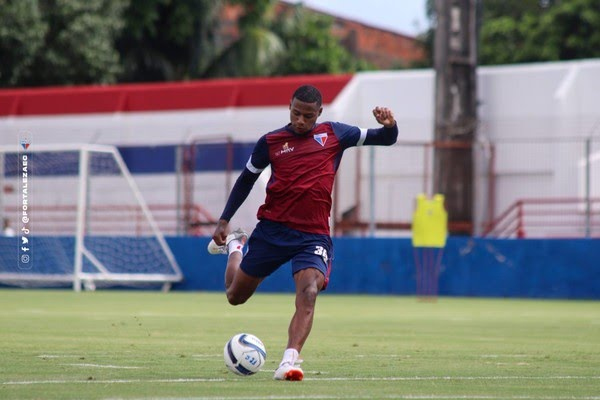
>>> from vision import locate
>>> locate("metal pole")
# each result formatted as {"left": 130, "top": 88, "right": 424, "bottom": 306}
{"left": 175, "top": 145, "right": 183, "bottom": 235}
{"left": 368, "top": 147, "right": 376, "bottom": 237}
{"left": 585, "top": 138, "right": 591, "bottom": 238}
{"left": 0, "top": 151, "right": 4, "bottom": 222}
{"left": 73, "top": 149, "right": 89, "bottom": 292}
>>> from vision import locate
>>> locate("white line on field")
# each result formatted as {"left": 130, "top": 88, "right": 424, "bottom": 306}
{"left": 37, "top": 355, "right": 83, "bottom": 358}
{"left": 61, "top": 363, "right": 145, "bottom": 369}
{"left": 190, "top": 354, "right": 222, "bottom": 358}
{"left": 2, "top": 378, "right": 225, "bottom": 385}
{"left": 2, "top": 376, "right": 599, "bottom": 386}
{"left": 480, "top": 355, "right": 531, "bottom": 358}
{"left": 356, "top": 354, "right": 411, "bottom": 358}
{"left": 304, "top": 376, "right": 600, "bottom": 382}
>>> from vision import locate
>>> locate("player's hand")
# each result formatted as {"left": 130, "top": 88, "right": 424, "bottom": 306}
{"left": 373, "top": 107, "right": 396, "bottom": 128}
{"left": 212, "top": 219, "right": 229, "bottom": 246}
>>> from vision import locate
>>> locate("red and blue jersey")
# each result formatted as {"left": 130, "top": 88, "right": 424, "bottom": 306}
{"left": 221, "top": 121, "right": 398, "bottom": 235}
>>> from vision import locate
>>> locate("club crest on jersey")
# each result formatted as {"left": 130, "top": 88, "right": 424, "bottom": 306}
{"left": 313, "top": 132, "right": 328, "bottom": 147}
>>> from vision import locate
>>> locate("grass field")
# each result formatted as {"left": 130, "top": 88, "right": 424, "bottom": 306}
{"left": 1, "top": 289, "right": 599, "bottom": 399}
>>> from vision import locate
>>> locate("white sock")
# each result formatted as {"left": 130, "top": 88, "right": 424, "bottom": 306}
{"left": 280, "top": 348, "right": 298, "bottom": 367}
{"left": 227, "top": 239, "right": 244, "bottom": 255}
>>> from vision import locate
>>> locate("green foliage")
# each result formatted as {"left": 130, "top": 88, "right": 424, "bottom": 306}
{"left": 0, "top": 0, "right": 378, "bottom": 86}
{"left": 272, "top": 5, "right": 366, "bottom": 75}
{"left": 202, "top": 25, "right": 285, "bottom": 78}
{"left": 0, "top": 0, "right": 47, "bottom": 86}
{"left": 0, "top": 0, "right": 127, "bottom": 87}
{"left": 229, "top": 0, "right": 274, "bottom": 29}
{"left": 479, "top": 0, "right": 600, "bottom": 65}
{"left": 117, "top": 0, "right": 223, "bottom": 82}
{"left": 480, "top": 0, "right": 556, "bottom": 20}
{"left": 203, "top": 1, "right": 365, "bottom": 78}
{"left": 424, "top": 0, "right": 600, "bottom": 67}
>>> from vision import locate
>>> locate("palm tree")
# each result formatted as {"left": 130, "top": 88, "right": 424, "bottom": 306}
{"left": 202, "top": 0, "right": 284, "bottom": 78}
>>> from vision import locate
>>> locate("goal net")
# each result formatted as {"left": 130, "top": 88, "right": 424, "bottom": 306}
{"left": 0, "top": 144, "right": 182, "bottom": 291}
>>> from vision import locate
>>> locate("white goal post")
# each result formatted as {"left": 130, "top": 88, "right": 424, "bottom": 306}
{"left": 0, "top": 143, "right": 183, "bottom": 291}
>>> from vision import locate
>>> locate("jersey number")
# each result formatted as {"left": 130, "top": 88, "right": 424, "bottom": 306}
{"left": 314, "top": 246, "right": 328, "bottom": 263}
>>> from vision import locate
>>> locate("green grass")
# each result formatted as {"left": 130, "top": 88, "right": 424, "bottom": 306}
{"left": 0, "top": 289, "right": 599, "bottom": 399}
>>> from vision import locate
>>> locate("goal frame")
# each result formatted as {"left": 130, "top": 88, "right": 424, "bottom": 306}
{"left": 0, "top": 143, "right": 183, "bottom": 291}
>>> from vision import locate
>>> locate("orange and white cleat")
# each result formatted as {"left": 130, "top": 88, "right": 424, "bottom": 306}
{"left": 273, "top": 361, "right": 304, "bottom": 381}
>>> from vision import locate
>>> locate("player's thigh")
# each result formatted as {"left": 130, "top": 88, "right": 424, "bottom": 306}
{"left": 240, "top": 227, "right": 293, "bottom": 278}
{"left": 291, "top": 235, "right": 332, "bottom": 291}
{"left": 228, "top": 266, "right": 263, "bottom": 300}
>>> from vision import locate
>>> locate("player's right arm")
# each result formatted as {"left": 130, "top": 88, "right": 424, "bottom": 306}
{"left": 212, "top": 135, "right": 270, "bottom": 245}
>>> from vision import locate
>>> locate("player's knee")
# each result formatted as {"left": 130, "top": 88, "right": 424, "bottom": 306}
{"left": 226, "top": 289, "right": 249, "bottom": 306}
{"left": 297, "top": 284, "right": 319, "bottom": 313}
{"left": 304, "top": 284, "right": 319, "bottom": 303}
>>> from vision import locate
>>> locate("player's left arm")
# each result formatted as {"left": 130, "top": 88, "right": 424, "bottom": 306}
{"left": 332, "top": 108, "right": 398, "bottom": 149}
{"left": 363, "top": 106, "right": 397, "bottom": 146}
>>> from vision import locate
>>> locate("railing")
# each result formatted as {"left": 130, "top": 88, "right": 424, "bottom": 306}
{"left": 2, "top": 204, "right": 217, "bottom": 236}
{"left": 482, "top": 197, "right": 600, "bottom": 238}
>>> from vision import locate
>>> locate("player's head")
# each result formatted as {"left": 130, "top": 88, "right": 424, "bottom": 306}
{"left": 289, "top": 85, "right": 323, "bottom": 135}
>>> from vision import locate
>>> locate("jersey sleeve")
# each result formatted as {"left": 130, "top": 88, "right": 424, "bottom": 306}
{"left": 330, "top": 122, "right": 364, "bottom": 149}
{"left": 331, "top": 121, "right": 398, "bottom": 149}
{"left": 246, "top": 134, "right": 270, "bottom": 173}
{"left": 363, "top": 124, "right": 398, "bottom": 146}
{"left": 219, "top": 135, "right": 269, "bottom": 221}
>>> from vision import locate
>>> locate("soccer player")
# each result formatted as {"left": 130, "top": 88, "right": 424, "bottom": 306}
{"left": 208, "top": 84, "right": 397, "bottom": 381}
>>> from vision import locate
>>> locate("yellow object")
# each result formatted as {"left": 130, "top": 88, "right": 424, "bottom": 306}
{"left": 412, "top": 193, "right": 448, "bottom": 248}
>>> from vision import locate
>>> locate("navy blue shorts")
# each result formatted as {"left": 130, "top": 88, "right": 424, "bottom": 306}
{"left": 240, "top": 220, "right": 333, "bottom": 287}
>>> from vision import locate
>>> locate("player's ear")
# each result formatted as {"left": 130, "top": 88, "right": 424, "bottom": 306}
{"left": 318, "top": 107, "right": 323, "bottom": 116}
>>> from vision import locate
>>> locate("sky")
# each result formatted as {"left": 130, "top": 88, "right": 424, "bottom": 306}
{"left": 282, "top": 0, "right": 430, "bottom": 36}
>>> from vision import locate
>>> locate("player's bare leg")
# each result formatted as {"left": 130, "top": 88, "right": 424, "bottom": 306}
{"left": 274, "top": 267, "right": 325, "bottom": 381}
{"left": 288, "top": 268, "right": 324, "bottom": 350}
{"left": 225, "top": 257, "right": 262, "bottom": 305}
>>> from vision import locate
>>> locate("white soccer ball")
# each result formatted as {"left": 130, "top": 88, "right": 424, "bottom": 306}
{"left": 224, "top": 333, "right": 267, "bottom": 376}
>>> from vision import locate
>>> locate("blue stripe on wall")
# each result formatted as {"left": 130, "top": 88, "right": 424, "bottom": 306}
{"left": 1, "top": 237, "right": 598, "bottom": 299}
{"left": 119, "top": 146, "right": 177, "bottom": 174}
{"left": 168, "top": 237, "right": 600, "bottom": 299}
{"left": 3, "top": 143, "right": 255, "bottom": 176}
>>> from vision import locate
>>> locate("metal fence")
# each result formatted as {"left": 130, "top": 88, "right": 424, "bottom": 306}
{"left": 332, "top": 136, "right": 600, "bottom": 238}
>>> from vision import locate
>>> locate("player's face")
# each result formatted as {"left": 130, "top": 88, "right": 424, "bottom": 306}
{"left": 289, "top": 98, "right": 322, "bottom": 135}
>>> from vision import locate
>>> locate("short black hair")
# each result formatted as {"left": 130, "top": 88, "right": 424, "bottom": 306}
{"left": 292, "top": 85, "right": 322, "bottom": 107}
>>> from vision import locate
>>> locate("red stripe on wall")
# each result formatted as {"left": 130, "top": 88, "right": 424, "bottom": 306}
{"left": 0, "top": 74, "right": 352, "bottom": 117}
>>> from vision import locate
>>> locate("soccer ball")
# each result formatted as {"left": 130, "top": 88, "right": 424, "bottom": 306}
{"left": 224, "top": 333, "right": 267, "bottom": 376}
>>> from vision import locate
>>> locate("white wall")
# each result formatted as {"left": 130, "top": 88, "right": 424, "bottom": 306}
{"left": 2, "top": 59, "right": 599, "bottom": 236}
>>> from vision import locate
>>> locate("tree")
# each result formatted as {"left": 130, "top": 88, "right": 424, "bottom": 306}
{"left": 201, "top": 0, "right": 285, "bottom": 78}
{"left": 202, "top": 1, "right": 369, "bottom": 78}
{"left": 117, "top": 0, "right": 223, "bottom": 82}
{"left": 423, "top": 0, "right": 600, "bottom": 67}
{"left": 0, "top": 0, "right": 47, "bottom": 87}
{"left": 533, "top": 0, "right": 600, "bottom": 61}
{"left": 271, "top": 4, "right": 368, "bottom": 75}
{"left": 0, "top": 0, "right": 127, "bottom": 87}
{"left": 479, "top": 0, "right": 600, "bottom": 65}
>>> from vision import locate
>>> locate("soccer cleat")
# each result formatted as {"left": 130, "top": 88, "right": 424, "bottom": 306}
{"left": 273, "top": 362, "right": 304, "bottom": 381}
{"left": 207, "top": 228, "right": 248, "bottom": 255}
